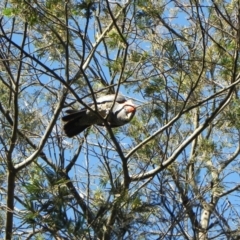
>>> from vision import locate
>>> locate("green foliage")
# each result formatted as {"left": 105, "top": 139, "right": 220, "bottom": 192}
{"left": 130, "top": 50, "right": 149, "bottom": 63}
{"left": 1, "top": 0, "right": 240, "bottom": 239}
{"left": 144, "top": 78, "right": 165, "bottom": 96}
{"left": 106, "top": 29, "right": 126, "bottom": 49}
{"left": 20, "top": 165, "right": 87, "bottom": 237}
{"left": 199, "top": 139, "right": 216, "bottom": 154}
{"left": 220, "top": 99, "right": 240, "bottom": 129}
{"left": 75, "top": 0, "right": 97, "bottom": 17}
{"left": 106, "top": 57, "right": 124, "bottom": 72}
{"left": 2, "top": 8, "right": 14, "bottom": 16}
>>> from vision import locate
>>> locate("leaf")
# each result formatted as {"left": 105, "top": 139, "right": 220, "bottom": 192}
{"left": 2, "top": 8, "right": 14, "bottom": 16}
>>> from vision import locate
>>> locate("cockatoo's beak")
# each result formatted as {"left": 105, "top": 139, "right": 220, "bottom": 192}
{"left": 124, "top": 100, "right": 136, "bottom": 113}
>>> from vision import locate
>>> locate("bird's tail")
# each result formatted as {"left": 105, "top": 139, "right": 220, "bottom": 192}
{"left": 62, "top": 109, "right": 86, "bottom": 122}
{"left": 62, "top": 109, "right": 90, "bottom": 137}
{"left": 63, "top": 121, "right": 89, "bottom": 137}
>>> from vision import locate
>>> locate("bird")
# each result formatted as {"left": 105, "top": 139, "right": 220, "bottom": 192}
{"left": 62, "top": 94, "right": 136, "bottom": 137}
